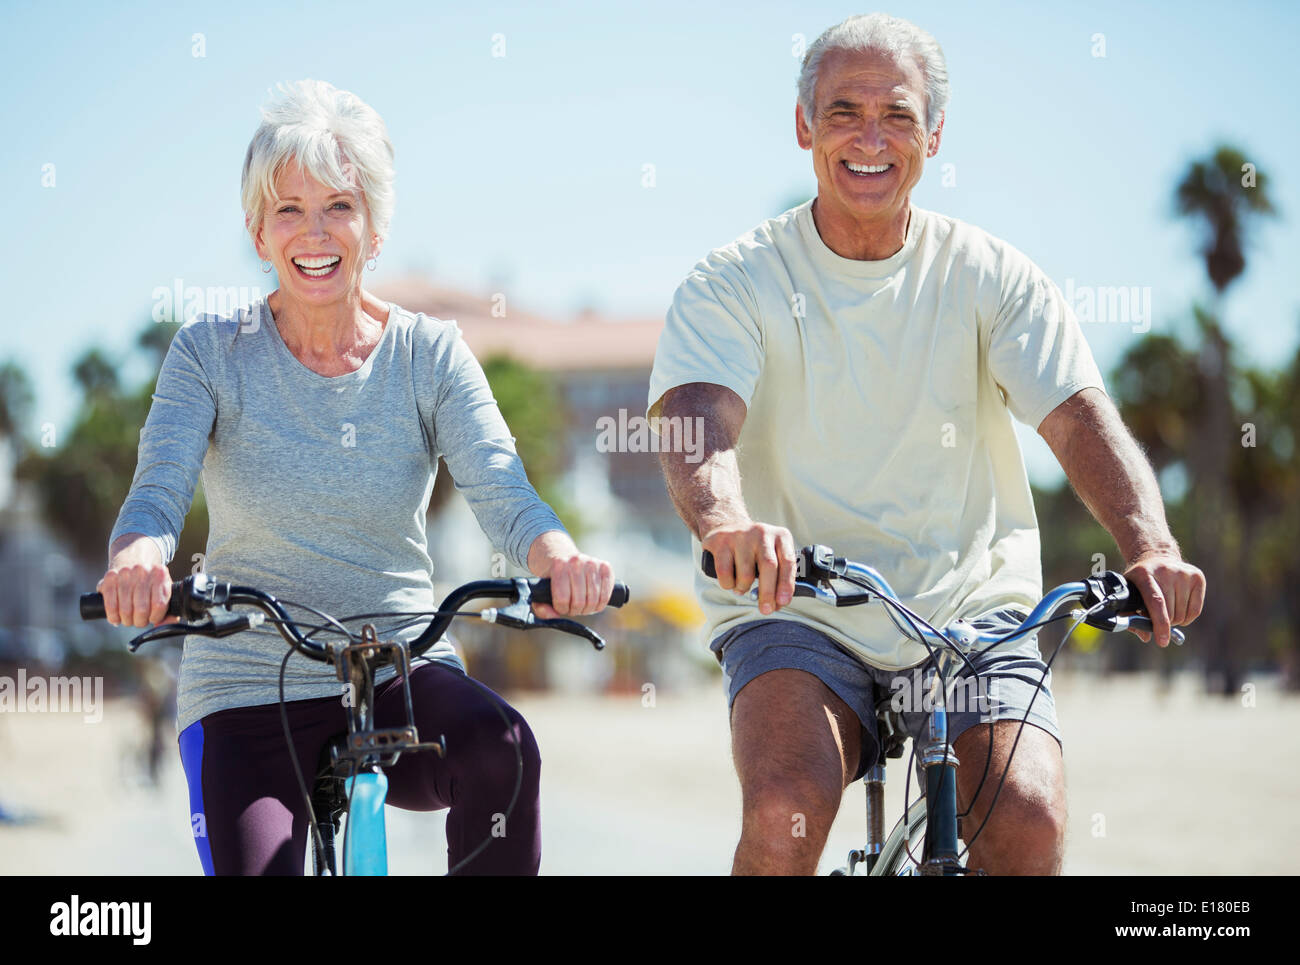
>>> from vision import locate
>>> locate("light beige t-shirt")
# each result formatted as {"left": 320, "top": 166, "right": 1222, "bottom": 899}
{"left": 647, "top": 201, "right": 1107, "bottom": 671}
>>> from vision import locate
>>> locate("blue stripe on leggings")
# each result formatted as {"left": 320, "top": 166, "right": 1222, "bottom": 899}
{"left": 178, "top": 720, "right": 215, "bottom": 876}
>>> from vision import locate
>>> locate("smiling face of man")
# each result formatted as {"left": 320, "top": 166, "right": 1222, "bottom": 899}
{"left": 796, "top": 46, "right": 943, "bottom": 258}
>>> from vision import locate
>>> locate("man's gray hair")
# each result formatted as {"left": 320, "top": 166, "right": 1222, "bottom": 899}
{"left": 241, "top": 79, "right": 396, "bottom": 241}
{"left": 797, "top": 13, "right": 949, "bottom": 134}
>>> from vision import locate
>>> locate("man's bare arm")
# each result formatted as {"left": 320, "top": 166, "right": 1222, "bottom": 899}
{"left": 658, "top": 383, "right": 749, "bottom": 538}
{"left": 658, "top": 383, "right": 795, "bottom": 613}
{"left": 1038, "top": 387, "right": 1206, "bottom": 646}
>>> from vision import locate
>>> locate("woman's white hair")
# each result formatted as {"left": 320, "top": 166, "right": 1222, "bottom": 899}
{"left": 797, "top": 13, "right": 949, "bottom": 135}
{"left": 241, "top": 79, "right": 395, "bottom": 241}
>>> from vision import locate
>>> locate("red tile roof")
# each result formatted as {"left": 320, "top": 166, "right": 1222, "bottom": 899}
{"left": 377, "top": 276, "right": 663, "bottom": 372}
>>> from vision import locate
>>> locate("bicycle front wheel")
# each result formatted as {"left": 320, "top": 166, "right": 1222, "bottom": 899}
{"left": 871, "top": 798, "right": 929, "bottom": 876}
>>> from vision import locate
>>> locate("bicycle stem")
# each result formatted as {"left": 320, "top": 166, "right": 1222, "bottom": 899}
{"left": 915, "top": 655, "right": 962, "bottom": 874}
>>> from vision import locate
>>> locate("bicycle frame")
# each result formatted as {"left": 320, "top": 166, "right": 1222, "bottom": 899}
{"left": 309, "top": 623, "right": 447, "bottom": 877}
{"left": 842, "top": 631, "right": 971, "bottom": 876}
{"left": 707, "top": 543, "right": 1186, "bottom": 878}
{"left": 80, "top": 572, "right": 628, "bottom": 877}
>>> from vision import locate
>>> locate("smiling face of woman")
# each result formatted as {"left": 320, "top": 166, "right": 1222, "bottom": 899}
{"left": 252, "top": 159, "right": 380, "bottom": 308}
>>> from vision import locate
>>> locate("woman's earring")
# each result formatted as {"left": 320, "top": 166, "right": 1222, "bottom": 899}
{"left": 366, "top": 257, "right": 378, "bottom": 272}
{"left": 261, "top": 259, "right": 273, "bottom": 273}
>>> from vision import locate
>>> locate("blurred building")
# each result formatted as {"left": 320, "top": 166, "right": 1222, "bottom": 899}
{"left": 376, "top": 277, "right": 713, "bottom": 692}
{"left": 0, "top": 441, "right": 106, "bottom": 668}
{"left": 378, "top": 277, "right": 683, "bottom": 548}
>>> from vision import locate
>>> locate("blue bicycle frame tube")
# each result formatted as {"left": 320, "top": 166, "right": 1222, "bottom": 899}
{"left": 841, "top": 563, "right": 1090, "bottom": 647}
{"left": 343, "top": 769, "right": 389, "bottom": 876}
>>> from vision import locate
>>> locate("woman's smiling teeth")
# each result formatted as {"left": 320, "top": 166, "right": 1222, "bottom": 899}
{"left": 292, "top": 255, "right": 341, "bottom": 277}
{"left": 844, "top": 161, "right": 892, "bottom": 176}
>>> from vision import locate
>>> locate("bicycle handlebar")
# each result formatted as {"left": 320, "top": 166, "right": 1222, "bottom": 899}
{"left": 699, "top": 546, "right": 1185, "bottom": 646}
{"left": 529, "top": 580, "right": 630, "bottom": 609}
{"left": 80, "top": 573, "right": 630, "bottom": 658}
{"left": 79, "top": 578, "right": 630, "bottom": 623}
{"left": 700, "top": 552, "right": 826, "bottom": 600}
{"left": 79, "top": 586, "right": 182, "bottom": 622}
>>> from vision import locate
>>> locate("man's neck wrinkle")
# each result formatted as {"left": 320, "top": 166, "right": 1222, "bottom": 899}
{"left": 811, "top": 198, "right": 911, "bottom": 261}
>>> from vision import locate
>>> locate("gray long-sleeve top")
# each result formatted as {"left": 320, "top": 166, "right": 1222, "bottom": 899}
{"left": 109, "top": 298, "right": 565, "bottom": 732}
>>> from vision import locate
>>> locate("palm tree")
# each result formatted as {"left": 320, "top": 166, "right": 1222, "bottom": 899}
{"left": 0, "top": 361, "right": 34, "bottom": 444}
{"left": 0, "top": 361, "right": 35, "bottom": 514}
{"left": 23, "top": 325, "right": 210, "bottom": 569}
{"left": 1174, "top": 145, "right": 1277, "bottom": 693}
{"left": 1176, "top": 146, "right": 1275, "bottom": 294}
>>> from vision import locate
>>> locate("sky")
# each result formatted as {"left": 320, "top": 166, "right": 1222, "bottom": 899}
{"left": 2, "top": 0, "right": 1297, "bottom": 485}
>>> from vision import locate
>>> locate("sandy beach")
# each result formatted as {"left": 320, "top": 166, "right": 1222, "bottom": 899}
{"left": 1, "top": 670, "right": 1295, "bottom": 875}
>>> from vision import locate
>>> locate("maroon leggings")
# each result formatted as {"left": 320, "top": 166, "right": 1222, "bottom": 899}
{"left": 178, "top": 662, "right": 541, "bottom": 875}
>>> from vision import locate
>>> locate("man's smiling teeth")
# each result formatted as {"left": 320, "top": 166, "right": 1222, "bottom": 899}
{"left": 845, "top": 161, "right": 892, "bottom": 174}
{"left": 292, "top": 255, "right": 341, "bottom": 276}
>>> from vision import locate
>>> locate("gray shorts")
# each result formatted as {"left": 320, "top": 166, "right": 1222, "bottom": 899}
{"left": 710, "top": 607, "right": 1062, "bottom": 781}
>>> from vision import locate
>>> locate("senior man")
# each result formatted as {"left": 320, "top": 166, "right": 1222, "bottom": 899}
{"left": 649, "top": 13, "right": 1205, "bottom": 875}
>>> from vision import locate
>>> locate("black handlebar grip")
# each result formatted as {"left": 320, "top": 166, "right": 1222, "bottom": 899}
{"left": 701, "top": 550, "right": 717, "bottom": 578}
{"left": 529, "top": 580, "right": 630, "bottom": 608}
{"left": 79, "top": 582, "right": 186, "bottom": 621}
{"left": 1123, "top": 576, "right": 1145, "bottom": 611}
{"left": 702, "top": 549, "right": 818, "bottom": 601}
{"left": 1122, "top": 578, "right": 1186, "bottom": 644}
{"left": 1123, "top": 576, "right": 1167, "bottom": 620}
{"left": 79, "top": 593, "right": 106, "bottom": 621}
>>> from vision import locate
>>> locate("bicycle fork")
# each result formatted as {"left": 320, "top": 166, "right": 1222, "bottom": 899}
{"left": 918, "top": 690, "right": 961, "bottom": 874}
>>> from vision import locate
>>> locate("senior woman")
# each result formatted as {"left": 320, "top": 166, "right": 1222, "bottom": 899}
{"left": 98, "top": 79, "right": 616, "bottom": 875}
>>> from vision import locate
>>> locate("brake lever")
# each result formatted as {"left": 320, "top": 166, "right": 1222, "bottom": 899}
{"left": 535, "top": 617, "right": 606, "bottom": 650}
{"left": 479, "top": 579, "right": 546, "bottom": 632}
{"left": 1081, "top": 571, "right": 1186, "bottom": 646}
{"left": 737, "top": 580, "right": 842, "bottom": 605}
{"left": 127, "top": 612, "right": 265, "bottom": 651}
{"left": 1084, "top": 611, "right": 1185, "bottom": 646}
{"left": 479, "top": 608, "right": 607, "bottom": 651}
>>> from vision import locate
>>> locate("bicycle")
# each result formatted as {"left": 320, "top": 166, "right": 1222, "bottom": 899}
{"left": 80, "top": 571, "right": 629, "bottom": 875}
{"left": 701, "top": 543, "right": 1184, "bottom": 876}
